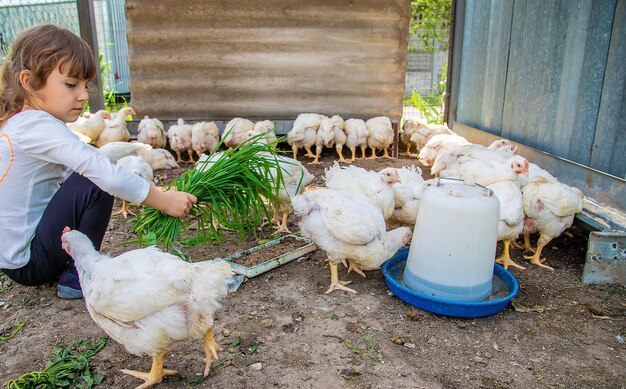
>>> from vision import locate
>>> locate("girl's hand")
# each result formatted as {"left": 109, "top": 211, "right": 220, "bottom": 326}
{"left": 143, "top": 186, "right": 197, "bottom": 217}
{"left": 161, "top": 190, "right": 198, "bottom": 218}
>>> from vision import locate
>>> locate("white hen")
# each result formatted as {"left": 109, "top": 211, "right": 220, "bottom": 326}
{"left": 387, "top": 165, "right": 426, "bottom": 228}
{"left": 191, "top": 121, "right": 220, "bottom": 160}
{"left": 292, "top": 189, "right": 412, "bottom": 294}
{"left": 287, "top": 113, "right": 324, "bottom": 160}
{"left": 137, "top": 116, "right": 166, "bottom": 149}
{"left": 324, "top": 163, "right": 399, "bottom": 220}
{"left": 521, "top": 178, "right": 584, "bottom": 270}
{"left": 94, "top": 107, "right": 135, "bottom": 148}
{"left": 487, "top": 181, "right": 525, "bottom": 270}
{"left": 418, "top": 133, "right": 471, "bottom": 166}
{"left": 439, "top": 155, "right": 530, "bottom": 186}
{"left": 365, "top": 116, "right": 394, "bottom": 159}
{"left": 343, "top": 118, "right": 369, "bottom": 161}
{"left": 67, "top": 109, "right": 112, "bottom": 142}
{"left": 222, "top": 118, "right": 255, "bottom": 149}
{"left": 60, "top": 228, "right": 232, "bottom": 387}
{"left": 312, "top": 115, "right": 346, "bottom": 164}
{"left": 167, "top": 118, "right": 194, "bottom": 163}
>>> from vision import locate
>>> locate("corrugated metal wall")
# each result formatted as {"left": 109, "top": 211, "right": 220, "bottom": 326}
{"left": 456, "top": 0, "right": 625, "bottom": 179}
{"left": 125, "top": 0, "right": 410, "bottom": 121}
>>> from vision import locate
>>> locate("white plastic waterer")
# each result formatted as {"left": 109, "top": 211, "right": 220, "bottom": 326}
{"left": 403, "top": 178, "right": 500, "bottom": 302}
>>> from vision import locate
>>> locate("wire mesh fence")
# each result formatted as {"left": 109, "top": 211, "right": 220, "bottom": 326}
{"left": 404, "top": 0, "right": 451, "bottom": 123}
{"left": 0, "top": 0, "right": 80, "bottom": 60}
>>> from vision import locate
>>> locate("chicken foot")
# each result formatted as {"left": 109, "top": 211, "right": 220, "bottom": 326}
{"left": 325, "top": 261, "right": 356, "bottom": 294}
{"left": 112, "top": 200, "right": 135, "bottom": 219}
{"left": 335, "top": 145, "right": 349, "bottom": 163}
{"left": 304, "top": 145, "right": 315, "bottom": 158}
{"left": 187, "top": 149, "right": 196, "bottom": 163}
{"left": 274, "top": 208, "right": 292, "bottom": 234}
{"left": 203, "top": 327, "right": 222, "bottom": 376}
{"left": 309, "top": 145, "right": 323, "bottom": 164}
{"left": 495, "top": 240, "right": 526, "bottom": 270}
{"left": 121, "top": 352, "right": 176, "bottom": 389}
{"left": 348, "top": 147, "right": 356, "bottom": 162}
{"left": 524, "top": 235, "right": 554, "bottom": 270}
{"left": 347, "top": 259, "right": 367, "bottom": 277}
{"left": 366, "top": 147, "right": 378, "bottom": 159}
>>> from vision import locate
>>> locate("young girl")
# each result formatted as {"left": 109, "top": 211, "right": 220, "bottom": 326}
{"left": 0, "top": 24, "right": 197, "bottom": 298}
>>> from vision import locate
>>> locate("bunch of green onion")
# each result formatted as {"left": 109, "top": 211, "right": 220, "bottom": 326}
{"left": 132, "top": 131, "right": 285, "bottom": 248}
{"left": 7, "top": 337, "right": 107, "bottom": 389}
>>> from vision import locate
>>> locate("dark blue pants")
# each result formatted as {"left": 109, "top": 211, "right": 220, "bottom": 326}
{"left": 2, "top": 173, "right": 113, "bottom": 286}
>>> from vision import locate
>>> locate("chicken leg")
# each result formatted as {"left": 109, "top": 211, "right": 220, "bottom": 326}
{"left": 187, "top": 149, "right": 196, "bottom": 163}
{"left": 174, "top": 150, "right": 183, "bottom": 163}
{"left": 121, "top": 352, "right": 176, "bottom": 389}
{"left": 524, "top": 235, "right": 554, "bottom": 270}
{"left": 325, "top": 261, "right": 356, "bottom": 294}
{"left": 346, "top": 259, "right": 366, "bottom": 277}
{"left": 274, "top": 207, "right": 292, "bottom": 234}
{"left": 304, "top": 145, "right": 315, "bottom": 158}
{"left": 309, "top": 145, "right": 322, "bottom": 164}
{"left": 367, "top": 147, "right": 378, "bottom": 159}
{"left": 382, "top": 146, "right": 393, "bottom": 159}
{"left": 495, "top": 240, "right": 525, "bottom": 270}
{"left": 359, "top": 145, "right": 367, "bottom": 159}
{"left": 335, "top": 145, "right": 348, "bottom": 163}
{"left": 348, "top": 147, "right": 356, "bottom": 162}
{"left": 112, "top": 200, "right": 135, "bottom": 219}
{"left": 203, "top": 328, "right": 222, "bottom": 376}
{"left": 291, "top": 145, "right": 299, "bottom": 160}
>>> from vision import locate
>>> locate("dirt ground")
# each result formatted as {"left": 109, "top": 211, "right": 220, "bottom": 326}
{"left": 1, "top": 145, "right": 625, "bottom": 389}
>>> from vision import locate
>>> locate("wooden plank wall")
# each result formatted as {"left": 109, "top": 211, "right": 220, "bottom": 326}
{"left": 125, "top": 0, "right": 409, "bottom": 122}
{"left": 456, "top": 0, "right": 625, "bottom": 179}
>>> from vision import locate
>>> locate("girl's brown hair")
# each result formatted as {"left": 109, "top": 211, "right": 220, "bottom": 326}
{"left": 0, "top": 24, "right": 97, "bottom": 127}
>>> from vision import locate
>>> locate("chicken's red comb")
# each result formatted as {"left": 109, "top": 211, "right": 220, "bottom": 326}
{"left": 62, "top": 226, "right": 71, "bottom": 234}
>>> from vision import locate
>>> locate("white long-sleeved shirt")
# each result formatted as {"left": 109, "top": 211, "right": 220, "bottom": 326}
{"left": 0, "top": 110, "right": 150, "bottom": 269}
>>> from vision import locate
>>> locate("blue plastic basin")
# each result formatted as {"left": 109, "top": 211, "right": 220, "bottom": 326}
{"left": 382, "top": 248, "right": 519, "bottom": 318}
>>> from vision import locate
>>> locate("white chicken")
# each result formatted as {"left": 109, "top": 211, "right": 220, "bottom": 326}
{"left": 292, "top": 189, "right": 412, "bottom": 294}
{"left": 312, "top": 115, "right": 346, "bottom": 164}
{"left": 518, "top": 162, "right": 558, "bottom": 188}
{"left": 287, "top": 113, "right": 324, "bottom": 160}
{"left": 430, "top": 140, "right": 517, "bottom": 177}
{"left": 402, "top": 118, "right": 454, "bottom": 156}
{"left": 96, "top": 141, "right": 152, "bottom": 164}
{"left": 439, "top": 155, "right": 530, "bottom": 186}
{"left": 142, "top": 148, "right": 179, "bottom": 171}
{"left": 136, "top": 116, "right": 166, "bottom": 149}
{"left": 67, "top": 109, "right": 112, "bottom": 143}
{"left": 94, "top": 106, "right": 136, "bottom": 148}
{"left": 253, "top": 120, "right": 278, "bottom": 145}
{"left": 222, "top": 118, "right": 255, "bottom": 149}
{"left": 418, "top": 133, "right": 471, "bottom": 166}
{"left": 324, "top": 163, "right": 399, "bottom": 220}
{"left": 60, "top": 228, "right": 232, "bottom": 387}
{"left": 487, "top": 181, "right": 525, "bottom": 270}
{"left": 521, "top": 178, "right": 584, "bottom": 270}
{"left": 191, "top": 121, "right": 220, "bottom": 160}
{"left": 343, "top": 118, "right": 369, "bottom": 162}
{"left": 114, "top": 155, "right": 154, "bottom": 218}
{"left": 167, "top": 118, "right": 194, "bottom": 163}
{"left": 365, "top": 116, "right": 394, "bottom": 159}
{"left": 387, "top": 166, "right": 426, "bottom": 228}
